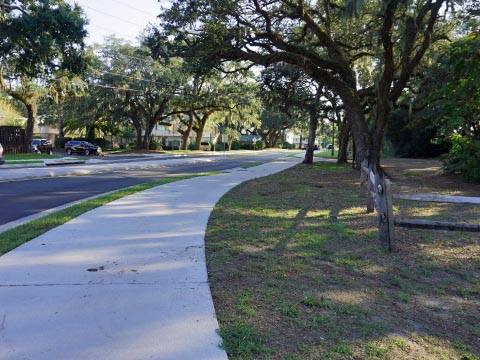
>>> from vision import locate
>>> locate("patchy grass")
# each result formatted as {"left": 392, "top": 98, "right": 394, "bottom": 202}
{"left": 206, "top": 161, "right": 480, "bottom": 359}
{"left": 0, "top": 173, "right": 217, "bottom": 256}
{"left": 242, "top": 162, "right": 265, "bottom": 169}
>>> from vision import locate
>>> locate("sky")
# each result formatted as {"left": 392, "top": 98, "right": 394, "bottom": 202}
{"left": 72, "top": 0, "right": 167, "bottom": 46}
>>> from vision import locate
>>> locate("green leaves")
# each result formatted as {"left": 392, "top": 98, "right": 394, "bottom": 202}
{"left": 0, "top": 0, "right": 87, "bottom": 77}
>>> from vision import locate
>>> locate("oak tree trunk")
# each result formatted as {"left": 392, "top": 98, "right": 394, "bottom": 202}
{"left": 337, "top": 121, "right": 350, "bottom": 164}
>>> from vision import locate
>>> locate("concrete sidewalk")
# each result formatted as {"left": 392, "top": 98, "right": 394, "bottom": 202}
{"left": 0, "top": 156, "right": 301, "bottom": 360}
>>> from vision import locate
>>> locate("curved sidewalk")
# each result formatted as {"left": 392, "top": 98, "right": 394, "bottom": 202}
{"left": 0, "top": 156, "right": 301, "bottom": 360}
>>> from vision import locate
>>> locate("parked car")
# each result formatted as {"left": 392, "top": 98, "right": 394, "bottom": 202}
{"left": 64, "top": 140, "right": 102, "bottom": 156}
{"left": 200, "top": 141, "right": 211, "bottom": 151}
{"left": 327, "top": 144, "right": 333, "bottom": 150}
{"left": 0, "top": 142, "right": 4, "bottom": 165}
{"left": 32, "top": 138, "right": 53, "bottom": 155}
{"left": 302, "top": 143, "right": 319, "bottom": 150}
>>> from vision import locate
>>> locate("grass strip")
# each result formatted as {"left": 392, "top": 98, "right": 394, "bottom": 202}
{"left": 5, "top": 160, "right": 44, "bottom": 165}
{"left": 4, "top": 154, "right": 62, "bottom": 160}
{"left": 241, "top": 162, "right": 265, "bottom": 169}
{"left": 0, "top": 173, "right": 216, "bottom": 256}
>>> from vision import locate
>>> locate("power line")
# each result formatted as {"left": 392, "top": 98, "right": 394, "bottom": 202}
{"left": 99, "top": 50, "right": 158, "bottom": 66}
{"left": 88, "top": 24, "right": 138, "bottom": 42}
{"left": 81, "top": 4, "right": 145, "bottom": 28}
{"left": 100, "top": 70, "right": 178, "bottom": 88}
{"left": 87, "top": 82, "right": 144, "bottom": 93}
{"left": 113, "top": 0, "right": 158, "bottom": 17}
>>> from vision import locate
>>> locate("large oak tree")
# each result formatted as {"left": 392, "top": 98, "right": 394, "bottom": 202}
{"left": 0, "top": 0, "right": 87, "bottom": 150}
{"left": 156, "top": 0, "right": 459, "bottom": 170}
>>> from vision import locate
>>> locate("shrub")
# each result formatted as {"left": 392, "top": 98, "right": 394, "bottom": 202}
{"left": 240, "top": 141, "right": 265, "bottom": 150}
{"left": 214, "top": 143, "right": 228, "bottom": 151}
{"left": 231, "top": 140, "right": 241, "bottom": 150}
{"left": 282, "top": 142, "right": 295, "bottom": 149}
{"left": 149, "top": 138, "right": 162, "bottom": 150}
{"left": 188, "top": 142, "right": 196, "bottom": 150}
{"left": 442, "top": 134, "right": 480, "bottom": 182}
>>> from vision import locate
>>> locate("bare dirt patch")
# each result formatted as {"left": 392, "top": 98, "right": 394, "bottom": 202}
{"left": 205, "top": 159, "right": 479, "bottom": 359}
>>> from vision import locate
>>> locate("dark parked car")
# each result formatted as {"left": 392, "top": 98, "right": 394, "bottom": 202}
{"left": 327, "top": 144, "right": 333, "bottom": 150}
{"left": 65, "top": 141, "right": 102, "bottom": 156}
{"left": 0, "top": 142, "right": 4, "bottom": 165}
{"left": 32, "top": 139, "right": 53, "bottom": 155}
{"left": 302, "top": 143, "right": 319, "bottom": 150}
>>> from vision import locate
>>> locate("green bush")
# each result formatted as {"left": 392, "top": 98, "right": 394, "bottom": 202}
{"left": 149, "top": 138, "right": 162, "bottom": 150}
{"left": 241, "top": 141, "right": 265, "bottom": 150}
{"left": 231, "top": 140, "right": 241, "bottom": 150}
{"left": 282, "top": 142, "right": 295, "bottom": 149}
{"left": 442, "top": 134, "right": 480, "bottom": 182}
{"left": 214, "top": 143, "right": 228, "bottom": 151}
{"left": 188, "top": 142, "right": 196, "bottom": 150}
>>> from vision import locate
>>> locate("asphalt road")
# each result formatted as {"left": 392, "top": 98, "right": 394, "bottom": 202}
{"left": 0, "top": 151, "right": 294, "bottom": 226}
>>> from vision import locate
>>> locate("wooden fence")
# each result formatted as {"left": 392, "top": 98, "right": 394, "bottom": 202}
{"left": 0, "top": 126, "right": 27, "bottom": 154}
{"left": 360, "top": 162, "right": 480, "bottom": 252}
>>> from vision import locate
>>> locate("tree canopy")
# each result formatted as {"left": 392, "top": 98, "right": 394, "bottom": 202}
{"left": 157, "top": 0, "right": 464, "bottom": 169}
{"left": 0, "top": 0, "right": 87, "bottom": 149}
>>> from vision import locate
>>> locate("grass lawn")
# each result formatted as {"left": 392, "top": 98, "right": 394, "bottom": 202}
{"left": 205, "top": 161, "right": 480, "bottom": 359}
{"left": 314, "top": 149, "right": 339, "bottom": 158}
{"left": 3, "top": 153, "right": 62, "bottom": 160}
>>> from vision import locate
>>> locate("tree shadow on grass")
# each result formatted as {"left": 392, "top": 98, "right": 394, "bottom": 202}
{"left": 206, "top": 161, "right": 480, "bottom": 359}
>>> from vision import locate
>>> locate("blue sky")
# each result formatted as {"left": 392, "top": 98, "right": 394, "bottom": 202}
{"left": 73, "top": 0, "right": 167, "bottom": 45}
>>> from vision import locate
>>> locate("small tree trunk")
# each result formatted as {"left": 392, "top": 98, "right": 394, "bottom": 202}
{"left": 58, "top": 100, "right": 65, "bottom": 139}
{"left": 25, "top": 102, "right": 37, "bottom": 152}
{"left": 179, "top": 115, "right": 194, "bottom": 150}
{"left": 303, "top": 105, "right": 319, "bottom": 164}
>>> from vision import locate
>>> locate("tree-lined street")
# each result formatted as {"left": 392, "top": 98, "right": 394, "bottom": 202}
{"left": 1, "top": 1, "right": 479, "bottom": 359}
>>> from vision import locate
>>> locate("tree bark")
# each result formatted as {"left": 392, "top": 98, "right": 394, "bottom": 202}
{"left": 178, "top": 113, "right": 194, "bottom": 150}
{"left": 135, "top": 128, "right": 143, "bottom": 149}
{"left": 193, "top": 111, "right": 213, "bottom": 150}
{"left": 340, "top": 93, "right": 370, "bottom": 170}
{"left": 58, "top": 99, "right": 65, "bottom": 139}
{"left": 337, "top": 117, "right": 350, "bottom": 164}
{"left": 25, "top": 102, "right": 37, "bottom": 152}
{"left": 142, "top": 95, "right": 170, "bottom": 150}
{"left": 303, "top": 92, "right": 320, "bottom": 164}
